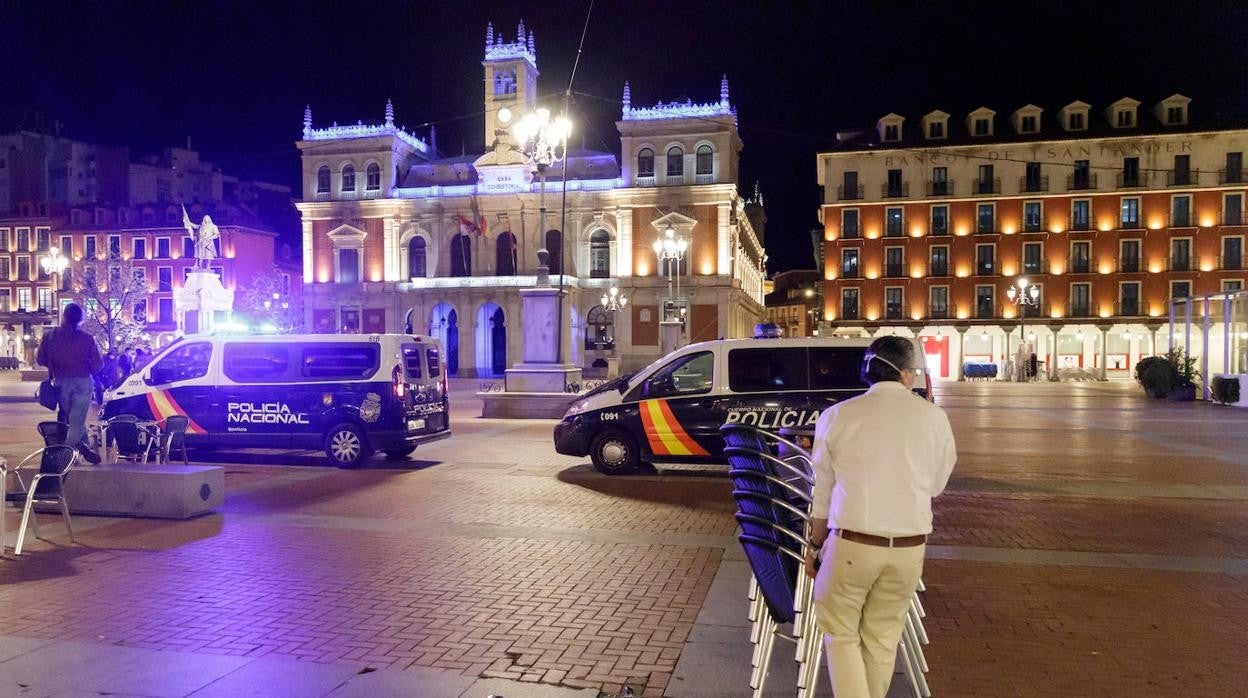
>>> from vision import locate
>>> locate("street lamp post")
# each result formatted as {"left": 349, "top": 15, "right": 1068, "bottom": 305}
{"left": 40, "top": 246, "right": 68, "bottom": 317}
{"left": 600, "top": 286, "right": 628, "bottom": 313}
{"left": 1007, "top": 276, "right": 1041, "bottom": 381}
{"left": 504, "top": 106, "right": 572, "bottom": 363}
{"left": 652, "top": 225, "right": 688, "bottom": 322}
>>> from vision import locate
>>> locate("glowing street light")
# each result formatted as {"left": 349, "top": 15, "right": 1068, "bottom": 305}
{"left": 600, "top": 286, "right": 628, "bottom": 312}
{"left": 652, "top": 225, "right": 689, "bottom": 321}
{"left": 40, "top": 246, "right": 68, "bottom": 315}
{"left": 1007, "top": 277, "right": 1041, "bottom": 381}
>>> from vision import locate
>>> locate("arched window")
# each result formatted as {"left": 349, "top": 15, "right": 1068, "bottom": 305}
{"left": 407, "top": 237, "right": 426, "bottom": 279}
{"left": 589, "top": 229, "right": 610, "bottom": 278}
{"left": 545, "top": 230, "right": 563, "bottom": 275}
{"left": 585, "top": 306, "right": 615, "bottom": 350}
{"left": 666, "top": 146, "right": 684, "bottom": 178}
{"left": 495, "top": 231, "right": 517, "bottom": 276}
{"left": 696, "top": 145, "right": 713, "bottom": 176}
{"left": 316, "top": 166, "right": 331, "bottom": 193}
{"left": 341, "top": 164, "right": 356, "bottom": 192}
{"left": 637, "top": 148, "right": 655, "bottom": 178}
{"left": 450, "top": 234, "right": 471, "bottom": 277}
{"left": 365, "top": 163, "right": 381, "bottom": 190}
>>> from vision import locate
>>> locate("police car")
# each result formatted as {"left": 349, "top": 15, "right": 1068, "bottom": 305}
{"left": 553, "top": 335, "right": 930, "bottom": 474}
{"left": 102, "top": 333, "right": 452, "bottom": 467}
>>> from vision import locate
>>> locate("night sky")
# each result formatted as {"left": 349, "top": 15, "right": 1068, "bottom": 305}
{"left": 4, "top": 0, "right": 1247, "bottom": 272}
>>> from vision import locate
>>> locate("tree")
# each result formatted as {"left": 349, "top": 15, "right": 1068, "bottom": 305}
{"left": 235, "top": 265, "right": 302, "bottom": 333}
{"left": 65, "top": 254, "right": 151, "bottom": 353}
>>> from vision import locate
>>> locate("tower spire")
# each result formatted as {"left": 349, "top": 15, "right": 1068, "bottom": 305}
{"left": 527, "top": 30, "right": 535, "bottom": 55}
{"left": 485, "top": 21, "right": 494, "bottom": 51}
{"left": 622, "top": 81, "right": 631, "bottom": 116}
{"left": 517, "top": 19, "right": 526, "bottom": 43}
{"left": 385, "top": 98, "right": 395, "bottom": 127}
{"left": 303, "top": 105, "right": 312, "bottom": 135}
{"left": 720, "top": 74, "right": 730, "bottom": 106}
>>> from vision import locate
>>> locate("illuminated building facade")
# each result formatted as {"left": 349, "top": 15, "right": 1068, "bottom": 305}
{"left": 764, "top": 269, "right": 821, "bottom": 337}
{"left": 818, "top": 95, "right": 1248, "bottom": 379}
{"left": 296, "top": 21, "right": 765, "bottom": 376}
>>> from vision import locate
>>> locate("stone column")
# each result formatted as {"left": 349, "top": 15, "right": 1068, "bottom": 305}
{"left": 659, "top": 320, "right": 683, "bottom": 357}
{"left": 614, "top": 207, "right": 632, "bottom": 277}
{"left": 956, "top": 326, "right": 967, "bottom": 381}
{"left": 1098, "top": 324, "right": 1111, "bottom": 380}
{"left": 383, "top": 217, "right": 399, "bottom": 281}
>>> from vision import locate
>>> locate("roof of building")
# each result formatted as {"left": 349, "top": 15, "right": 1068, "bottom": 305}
{"left": 821, "top": 95, "right": 1248, "bottom": 155}
{"left": 399, "top": 148, "right": 620, "bottom": 187}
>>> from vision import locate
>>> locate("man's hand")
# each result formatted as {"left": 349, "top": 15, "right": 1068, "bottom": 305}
{"left": 805, "top": 517, "right": 830, "bottom": 579}
{"left": 804, "top": 549, "right": 819, "bottom": 579}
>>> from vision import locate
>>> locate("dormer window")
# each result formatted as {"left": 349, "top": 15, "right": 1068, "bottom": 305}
{"left": 1059, "top": 101, "right": 1091, "bottom": 132}
{"left": 877, "top": 114, "right": 904, "bottom": 143}
{"left": 921, "top": 110, "right": 949, "bottom": 140}
{"left": 974, "top": 119, "right": 990, "bottom": 135}
{"left": 1069, "top": 112, "right": 1086, "bottom": 130}
{"left": 1011, "top": 105, "right": 1043, "bottom": 135}
{"left": 967, "top": 108, "right": 996, "bottom": 137}
{"left": 1154, "top": 94, "right": 1191, "bottom": 126}
{"left": 1107, "top": 98, "right": 1141, "bottom": 130}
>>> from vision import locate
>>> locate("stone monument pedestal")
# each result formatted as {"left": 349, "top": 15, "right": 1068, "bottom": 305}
{"left": 480, "top": 284, "right": 583, "bottom": 418}
{"left": 176, "top": 270, "right": 235, "bottom": 335}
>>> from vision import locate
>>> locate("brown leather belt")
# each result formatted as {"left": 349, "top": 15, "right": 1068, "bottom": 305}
{"left": 836, "top": 529, "right": 927, "bottom": 548}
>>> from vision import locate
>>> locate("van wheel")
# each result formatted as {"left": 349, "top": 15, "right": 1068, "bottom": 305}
{"left": 325, "top": 423, "right": 372, "bottom": 468}
{"left": 590, "top": 431, "right": 640, "bottom": 475}
{"left": 384, "top": 446, "right": 417, "bottom": 460}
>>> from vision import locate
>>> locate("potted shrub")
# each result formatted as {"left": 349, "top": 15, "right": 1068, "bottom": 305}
{"left": 1135, "top": 355, "right": 1177, "bottom": 399}
{"left": 1164, "top": 348, "right": 1200, "bottom": 401}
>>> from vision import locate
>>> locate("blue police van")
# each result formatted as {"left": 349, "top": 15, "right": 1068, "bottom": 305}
{"left": 554, "top": 336, "right": 931, "bottom": 475}
{"left": 102, "top": 333, "right": 452, "bottom": 467}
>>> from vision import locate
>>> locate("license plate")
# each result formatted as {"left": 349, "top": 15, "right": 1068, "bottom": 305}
{"left": 407, "top": 418, "right": 425, "bottom": 431}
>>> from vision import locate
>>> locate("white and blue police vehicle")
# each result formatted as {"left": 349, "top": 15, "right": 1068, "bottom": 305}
{"left": 554, "top": 335, "right": 930, "bottom": 475}
{"left": 102, "top": 333, "right": 451, "bottom": 467}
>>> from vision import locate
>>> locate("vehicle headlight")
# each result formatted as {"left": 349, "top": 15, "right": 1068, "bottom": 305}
{"left": 564, "top": 398, "right": 591, "bottom": 417}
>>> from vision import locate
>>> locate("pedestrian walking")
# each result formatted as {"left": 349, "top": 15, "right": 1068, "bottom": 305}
{"left": 35, "top": 303, "right": 104, "bottom": 464}
{"left": 804, "top": 336, "right": 957, "bottom": 698}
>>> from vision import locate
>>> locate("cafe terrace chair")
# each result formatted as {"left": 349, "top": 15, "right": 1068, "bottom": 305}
{"left": 2, "top": 444, "right": 79, "bottom": 555}
{"left": 105, "top": 415, "right": 155, "bottom": 464}
{"left": 155, "top": 415, "right": 191, "bottom": 465}
{"left": 36, "top": 421, "right": 68, "bottom": 447}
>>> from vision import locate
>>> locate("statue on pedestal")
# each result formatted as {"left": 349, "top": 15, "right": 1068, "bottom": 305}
{"left": 181, "top": 205, "right": 220, "bottom": 269}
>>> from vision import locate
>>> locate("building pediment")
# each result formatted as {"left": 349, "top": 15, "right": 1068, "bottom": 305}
{"left": 327, "top": 223, "right": 368, "bottom": 246}
{"left": 650, "top": 211, "right": 698, "bottom": 233}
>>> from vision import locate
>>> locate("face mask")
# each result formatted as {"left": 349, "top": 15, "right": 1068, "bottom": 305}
{"left": 862, "top": 351, "right": 919, "bottom": 377}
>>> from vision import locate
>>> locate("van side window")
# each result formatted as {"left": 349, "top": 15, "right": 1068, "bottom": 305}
{"left": 728, "top": 348, "right": 809, "bottom": 392}
{"left": 402, "top": 345, "right": 423, "bottom": 379}
{"left": 224, "top": 343, "right": 291, "bottom": 382}
{"left": 809, "top": 347, "right": 870, "bottom": 390}
{"left": 641, "top": 351, "right": 714, "bottom": 399}
{"left": 150, "top": 342, "right": 212, "bottom": 384}
{"left": 426, "top": 347, "right": 440, "bottom": 378}
{"left": 301, "top": 345, "right": 379, "bottom": 379}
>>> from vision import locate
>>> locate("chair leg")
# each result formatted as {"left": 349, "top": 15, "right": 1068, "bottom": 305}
{"left": 898, "top": 640, "right": 923, "bottom": 698}
{"left": 909, "top": 599, "right": 929, "bottom": 645}
{"left": 14, "top": 492, "right": 36, "bottom": 555}
{"left": 180, "top": 441, "right": 189, "bottom": 465}
{"left": 60, "top": 496, "right": 75, "bottom": 544}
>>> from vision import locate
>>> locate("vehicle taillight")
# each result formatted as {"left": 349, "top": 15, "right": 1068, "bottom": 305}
{"left": 392, "top": 364, "right": 404, "bottom": 399}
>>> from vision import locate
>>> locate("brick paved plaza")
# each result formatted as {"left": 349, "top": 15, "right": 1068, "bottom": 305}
{"left": 2, "top": 379, "right": 1247, "bottom": 697}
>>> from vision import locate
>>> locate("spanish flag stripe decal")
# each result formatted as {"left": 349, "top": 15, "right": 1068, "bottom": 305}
{"left": 639, "top": 400, "right": 709, "bottom": 457}
{"left": 656, "top": 400, "right": 710, "bottom": 456}
{"left": 146, "top": 390, "right": 207, "bottom": 434}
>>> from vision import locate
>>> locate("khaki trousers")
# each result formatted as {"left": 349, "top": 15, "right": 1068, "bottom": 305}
{"left": 812, "top": 536, "right": 925, "bottom": 698}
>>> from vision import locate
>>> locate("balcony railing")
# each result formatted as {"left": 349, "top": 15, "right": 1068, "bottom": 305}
{"left": 973, "top": 177, "right": 1001, "bottom": 195}
{"left": 884, "top": 304, "right": 906, "bottom": 320}
{"left": 1070, "top": 218, "right": 1092, "bottom": 232}
{"left": 1224, "top": 212, "right": 1245, "bottom": 226}
{"left": 974, "top": 302, "right": 998, "bottom": 319}
{"left": 1168, "top": 256, "right": 1193, "bottom": 272}
{"left": 1020, "top": 259, "right": 1049, "bottom": 275}
{"left": 927, "top": 305, "right": 950, "bottom": 320}
{"left": 1220, "top": 254, "right": 1243, "bottom": 271}
{"left": 929, "top": 226, "right": 950, "bottom": 237}
{"left": 1020, "top": 175, "right": 1050, "bottom": 193}
{"left": 840, "top": 266, "right": 861, "bottom": 279}
{"left": 1166, "top": 170, "right": 1199, "bottom": 187}
{"left": 882, "top": 183, "right": 910, "bottom": 198}
{"left": 1069, "top": 258, "right": 1093, "bottom": 274}
{"left": 883, "top": 262, "right": 909, "bottom": 278}
{"left": 636, "top": 175, "right": 656, "bottom": 187}
{"left": 1115, "top": 300, "right": 1143, "bottom": 317}
{"left": 838, "top": 184, "right": 865, "bottom": 200}
{"left": 1116, "top": 172, "right": 1149, "bottom": 188}
{"left": 666, "top": 174, "right": 686, "bottom": 185}
{"left": 1069, "top": 304, "right": 1093, "bottom": 318}
{"left": 1219, "top": 168, "right": 1246, "bottom": 184}
{"left": 841, "top": 228, "right": 861, "bottom": 239}
{"left": 1020, "top": 302, "right": 1047, "bottom": 319}
{"left": 1067, "top": 173, "right": 1098, "bottom": 190}
{"left": 695, "top": 173, "right": 714, "bottom": 185}
{"left": 975, "top": 262, "right": 997, "bottom": 276}
{"left": 926, "top": 181, "right": 954, "bottom": 197}
{"left": 1119, "top": 257, "right": 1142, "bottom": 273}
{"left": 928, "top": 264, "right": 951, "bottom": 278}
{"left": 1170, "top": 213, "right": 1194, "bottom": 228}
{"left": 840, "top": 306, "right": 860, "bottom": 321}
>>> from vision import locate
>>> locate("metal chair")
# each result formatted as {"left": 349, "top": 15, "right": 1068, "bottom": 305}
{"left": 106, "top": 415, "right": 154, "bottom": 464}
{"left": 156, "top": 415, "right": 191, "bottom": 465}
{"left": 36, "top": 421, "right": 68, "bottom": 447}
{"left": 2, "top": 444, "right": 79, "bottom": 555}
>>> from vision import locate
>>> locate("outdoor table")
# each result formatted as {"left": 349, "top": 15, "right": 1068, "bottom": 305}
{"left": 91, "top": 420, "right": 161, "bottom": 464}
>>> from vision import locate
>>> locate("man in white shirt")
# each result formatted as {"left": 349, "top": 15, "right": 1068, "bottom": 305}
{"left": 803, "top": 336, "right": 957, "bottom": 698}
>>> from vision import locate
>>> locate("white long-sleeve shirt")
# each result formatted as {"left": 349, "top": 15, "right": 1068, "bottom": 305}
{"left": 810, "top": 381, "right": 957, "bottom": 537}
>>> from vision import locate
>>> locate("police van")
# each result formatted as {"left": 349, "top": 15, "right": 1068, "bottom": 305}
{"left": 102, "top": 333, "right": 452, "bottom": 467}
{"left": 553, "top": 336, "right": 930, "bottom": 475}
